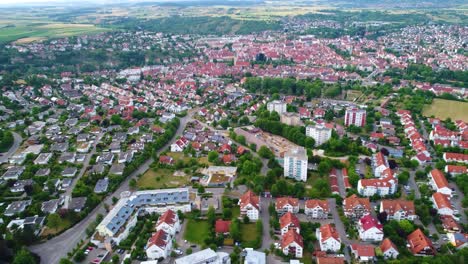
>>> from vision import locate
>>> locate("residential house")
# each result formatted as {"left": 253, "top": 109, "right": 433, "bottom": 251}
{"left": 407, "top": 229, "right": 435, "bottom": 256}
{"left": 281, "top": 229, "right": 303, "bottom": 258}
{"left": 238, "top": 191, "right": 260, "bottom": 221}
{"left": 431, "top": 192, "right": 454, "bottom": 217}
{"left": 156, "top": 209, "right": 181, "bottom": 236}
{"left": 279, "top": 212, "right": 300, "bottom": 236}
{"left": 380, "top": 238, "right": 399, "bottom": 259}
{"left": 276, "top": 197, "right": 299, "bottom": 215}
{"left": 350, "top": 244, "right": 375, "bottom": 263}
{"left": 215, "top": 220, "right": 231, "bottom": 235}
{"left": 304, "top": 199, "right": 329, "bottom": 219}
{"left": 146, "top": 230, "right": 172, "bottom": 260}
{"left": 316, "top": 224, "right": 341, "bottom": 252}
{"left": 343, "top": 195, "right": 371, "bottom": 220}
{"left": 428, "top": 169, "right": 452, "bottom": 197}
{"left": 380, "top": 200, "right": 417, "bottom": 221}
{"left": 358, "top": 214, "right": 384, "bottom": 242}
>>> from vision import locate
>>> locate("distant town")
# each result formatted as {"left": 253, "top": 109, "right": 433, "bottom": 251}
{"left": 0, "top": 2, "right": 467, "bottom": 264}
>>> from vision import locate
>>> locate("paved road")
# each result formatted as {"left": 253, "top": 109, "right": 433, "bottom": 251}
{"left": 0, "top": 132, "right": 22, "bottom": 164}
{"left": 30, "top": 111, "right": 195, "bottom": 264}
{"left": 65, "top": 132, "right": 104, "bottom": 197}
{"left": 260, "top": 197, "right": 274, "bottom": 250}
{"left": 327, "top": 198, "right": 351, "bottom": 263}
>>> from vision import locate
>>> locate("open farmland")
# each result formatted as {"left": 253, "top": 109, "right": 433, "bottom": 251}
{"left": 0, "top": 21, "right": 107, "bottom": 44}
{"left": 423, "top": 98, "right": 468, "bottom": 122}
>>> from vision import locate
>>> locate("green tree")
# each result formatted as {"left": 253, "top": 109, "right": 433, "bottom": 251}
{"left": 73, "top": 251, "right": 85, "bottom": 262}
{"left": 13, "top": 249, "right": 37, "bottom": 264}
{"left": 258, "top": 146, "right": 273, "bottom": 159}
{"left": 207, "top": 206, "right": 216, "bottom": 226}
{"left": 208, "top": 151, "right": 219, "bottom": 163}
{"left": 46, "top": 213, "right": 61, "bottom": 231}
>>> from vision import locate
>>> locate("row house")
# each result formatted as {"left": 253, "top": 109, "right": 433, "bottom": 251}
{"left": 445, "top": 165, "right": 467, "bottom": 176}
{"left": 428, "top": 169, "right": 452, "bottom": 197}
{"left": 443, "top": 152, "right": 468, "bottom": 164}
{"left": 431, "top": 192, "right": 455, "bottom": 217}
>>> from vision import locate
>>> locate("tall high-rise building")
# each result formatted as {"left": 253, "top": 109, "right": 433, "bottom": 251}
{"left": 345, "top": 108, "right": 366, "bottom": 127}
{"left": 284, "top": 147, "right": 308, "bottom": 182}
{"left": 306, "top": 124, "right": 332, "bottom": 146}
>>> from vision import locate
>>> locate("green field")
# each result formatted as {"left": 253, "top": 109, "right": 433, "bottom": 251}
{"left": 184, "top": 219, "right": 210, "bottom": 245}
{"left": 0, "top": 22, "right": 107, "bottom": 44}
{"left": 137, "top": 168, "right": 190, "bottom": 190}
{"left": 423, "top": 98, "right": 468, "bottom": 122}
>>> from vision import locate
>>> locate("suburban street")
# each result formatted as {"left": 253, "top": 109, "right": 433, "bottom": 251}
{"left": 30, "top": 110, "right": 196, "bottom": 264}
{"left": 64, "top": 132, "right": 104, "bottom": 197}
{"left": 0, "top": 131, "right": 22, "bottom": 164}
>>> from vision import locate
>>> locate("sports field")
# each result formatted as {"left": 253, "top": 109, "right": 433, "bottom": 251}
{"left": 423, "top": 99, "right": 468, "bottom": 122}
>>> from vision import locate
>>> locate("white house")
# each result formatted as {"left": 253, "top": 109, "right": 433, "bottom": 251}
{"left": 358, "top": 214, "right": 384, "bottom": 242}
{"left": 380, "top": 238, "right": 399, "bottom": 259}
{"left": 428, "top": 169, "right": 452, "bottom": 197}
{"left": 279, "top": 212, "right": 300, "bottom": 236}
{"left": 146, "top": 230, "right": 172, "bottom": 260}
{"left": 304, "top": 199, "right": 329, "bottom": 219}
{"left": 156, "top": 209, "right": 180, "bottom": 236}
{"left": 238, "top": 191, "right": 260, "bottom": 221}
{"left": 316, "top": 224, "right": 341, "bottom": 252}
{"left": 380, "top": 200, "right": 417, "bottom": 221}
{"left": 432, "top": 192, "right": 455, "bottom": 217}
{"left": 170, "top": 137, "right": 188, "bottom": 152}
{"left": 275, "top": 197, "right": 299, "bottom": 215}
{"left": 281, "top": 229, "right": 303, "bottom": 258}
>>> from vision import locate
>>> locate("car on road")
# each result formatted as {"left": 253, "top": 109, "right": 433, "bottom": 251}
{"left": 191, "top": 244, "right": 197, "bottom": 248}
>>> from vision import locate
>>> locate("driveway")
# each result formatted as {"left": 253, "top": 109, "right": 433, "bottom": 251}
{"left": 30, "top": 110, "right": 196, "bottom": 264}
{"left": 0, "top": 132, "right": 22, "bottom": 164}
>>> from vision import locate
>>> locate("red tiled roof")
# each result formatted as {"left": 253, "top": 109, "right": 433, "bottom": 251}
{"left": 215, "top": 220, "right": 231, "bottom": 233}
{"left": 359, "top": 214, "right": 383, "bottom": 231}
{"left": 407, "top": 229, "right": 434, "bottom": 255}
{"left": 147, "top": 230, "right": 168, "bottom": 249}
{"left": 239, "top": 190, "right": 259, "bottom": 210}
{"left": 305, "top": 199, "right": 329, "bottom": 211}
{"left": 281, "top": 229, "right": 304, "bottom": 248}
{"left": 350, "top": 244, "right": 375, "bottom": 257}
{"left": 380, "top": 238, "right": 398, "bottom": 254}
{"left": 279, "top": 212, "right": 300, "bottom": 230}
{"left": 319, "top": 224, "right": 340, "bottom": 243}
{"left": 276, "top": 197, "right": 299, "bottom": 210}
{"left": 157, "top": 209, "right": 176, "bottom": 226}
{"left": 430, "top": 169, "right": 450, "bottom": 189}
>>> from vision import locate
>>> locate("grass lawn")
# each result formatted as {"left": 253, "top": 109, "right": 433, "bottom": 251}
{"left": 137, "top": 168, "right": 190, "bottom": 189}
{"left": 40, "top": 218, "right": 72, "bottom": 237}
{"left": 184, "top": 219, "right": 210, "bottom": 245}
{"left": 423, "top": 98, "right": 468, "bottom": 122}
{"left": 240, "top": 223, "right": 257, "bottom": 246}
{"left": 232, "top": 206, "right": 240, "bottom": 219}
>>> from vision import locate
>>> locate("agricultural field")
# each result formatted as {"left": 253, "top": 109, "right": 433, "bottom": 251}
{"left": 0, "top": 19, "right": 107, "bottom": 44}
{"left": 423, "top": 98, "right": 468, "bottom": 122}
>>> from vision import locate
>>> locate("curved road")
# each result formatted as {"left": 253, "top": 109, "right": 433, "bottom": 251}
{"left": 30, "top": 110, "right": 196, "bottom": 264}
{"left": 0, "top": 132, "right": 22, "bottom": 164}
